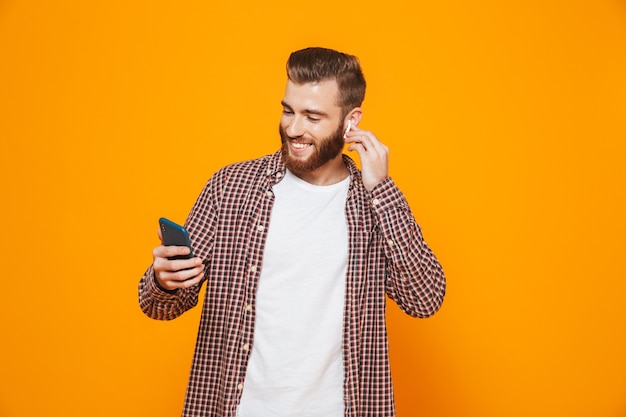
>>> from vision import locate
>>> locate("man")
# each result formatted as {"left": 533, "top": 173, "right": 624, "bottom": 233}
{"left": 139, "top": 47, "right": 446, "bottom": 417}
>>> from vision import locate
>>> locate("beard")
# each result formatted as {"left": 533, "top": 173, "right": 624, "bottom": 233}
{"left": 279, "top": 122, "right": 345, "bottom": 175}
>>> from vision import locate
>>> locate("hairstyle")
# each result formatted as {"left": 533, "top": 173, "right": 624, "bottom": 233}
{"left": 286, "top": 47, "right": 366, "bottom": 117}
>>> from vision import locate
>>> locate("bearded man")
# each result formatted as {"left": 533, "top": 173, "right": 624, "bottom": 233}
{"left": 139, "top": 47, "right": 446, "bottom": 417}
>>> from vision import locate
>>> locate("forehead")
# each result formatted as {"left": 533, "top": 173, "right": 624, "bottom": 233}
{"left": 282, "top": 79, "right": 341, "bottom": 115}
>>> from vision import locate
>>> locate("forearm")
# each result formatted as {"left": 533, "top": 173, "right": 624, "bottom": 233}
{"left": 371, "top": 178, "right": 446, "bottom": 318}
{"left": 138, "top": 172, "right": 220, "bottom": 320}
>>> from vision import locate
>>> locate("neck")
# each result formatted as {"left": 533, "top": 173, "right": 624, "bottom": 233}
{"left": 291, "top": 154, "right": 349, "bottom": 186}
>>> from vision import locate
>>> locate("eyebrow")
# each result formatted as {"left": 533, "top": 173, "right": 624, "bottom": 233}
{"left": 281, "top": 100, "right": 330, "bottom": 117}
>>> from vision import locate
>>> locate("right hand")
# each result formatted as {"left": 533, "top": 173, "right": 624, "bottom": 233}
{"left": 152, "top": 229, "right": 205, "bottom": 291}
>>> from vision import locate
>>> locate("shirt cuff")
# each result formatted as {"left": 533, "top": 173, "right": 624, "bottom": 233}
{"left": 368, "top": 177, "right": 408, "bottom": 213}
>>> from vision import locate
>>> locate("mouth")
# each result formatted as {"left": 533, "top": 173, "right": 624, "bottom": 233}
{"left": 289, "top": 140, "right": 313, "bottom": 153}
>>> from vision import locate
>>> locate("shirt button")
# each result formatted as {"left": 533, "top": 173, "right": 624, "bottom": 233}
{"left": 245, "top": 304, "right": 253, "bottom": 312}
{"left": 250, "top": 265, "right": 257, "bottom": 273}
{"left": 257, "top": 225, "right": 265, "bottom": 232}
{"left": 243, "top": 343, "right": 250, "bottom": 351}
{"left": 237, "top": 383, "right": 243, "bottom": 390}
{"left": 372, "top": 198, "right": 380, "bottom": 206}
{"left": 387, "top": 239, "right": 395, "bottom": 247}
{"left": 266, "top": 168, "right": 272, "bottom": 175}
{"left": 276, "top": 171, "right": 283, "bottom": 178}
{"left": 266, "top": 190, "right": 273, "bottom": 198}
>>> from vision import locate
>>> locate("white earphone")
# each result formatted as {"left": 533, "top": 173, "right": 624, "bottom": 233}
{"left": 344, "top": 120, "right": 352, "bottom": 138}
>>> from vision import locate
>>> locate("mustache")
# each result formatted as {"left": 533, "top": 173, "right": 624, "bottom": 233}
{"left": 278, "top": 124, "right": 343, "bottom": 144}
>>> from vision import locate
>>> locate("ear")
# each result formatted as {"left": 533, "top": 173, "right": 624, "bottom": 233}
{"left": 344, "top": 107, "right": 363, "bottom": 129}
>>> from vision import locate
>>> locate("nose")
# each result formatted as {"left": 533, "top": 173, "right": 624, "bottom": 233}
{"left": 285, "top": 116, "right": 305, "bottom": 138}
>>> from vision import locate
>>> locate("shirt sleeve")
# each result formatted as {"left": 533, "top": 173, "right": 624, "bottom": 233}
{"left": 369, "top": 177, "right": 446, "bottom": 318}
{"left": 138, "top": 173, "right": 219, "bottom": 321}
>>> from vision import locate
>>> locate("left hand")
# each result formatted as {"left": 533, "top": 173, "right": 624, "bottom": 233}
{"left": 344, "top": 125, "right": 389, "bottom": 191}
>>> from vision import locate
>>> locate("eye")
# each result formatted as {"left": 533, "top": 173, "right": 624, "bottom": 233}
{"left": 282, "top": 108, "right": 293, "bottom": 115}
{"left": 307, "top": 116, "right": 320, "bottom": 122}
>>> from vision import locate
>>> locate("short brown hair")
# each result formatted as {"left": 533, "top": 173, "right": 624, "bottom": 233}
{"left": 286, "top": 47, "right": 366, "bottom": 117}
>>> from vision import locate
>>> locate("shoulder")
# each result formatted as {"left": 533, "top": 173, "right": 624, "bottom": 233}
{"left": 209, "top": 151, "right": 280, "bottom": 188}
{"left": 224, "top": 153, "right": 276, "bottom": 173}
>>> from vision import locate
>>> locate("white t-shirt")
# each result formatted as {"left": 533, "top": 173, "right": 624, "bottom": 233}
{"left": 237, "top": 170, "right": 350, "bottom": 417}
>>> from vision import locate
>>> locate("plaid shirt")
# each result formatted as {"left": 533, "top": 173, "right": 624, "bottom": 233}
{"left": 139, "top": 151, "right": 446, "bottom": 417}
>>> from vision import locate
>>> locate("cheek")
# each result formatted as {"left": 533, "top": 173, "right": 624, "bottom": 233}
{"left": 310, "top": 123, "right": 332, "bottom": 138}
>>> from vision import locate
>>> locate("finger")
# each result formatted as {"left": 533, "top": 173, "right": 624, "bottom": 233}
{"left": 344, "top": 130, "right": 378, "bottom": 148}
{"left": 347, "top": 124, "right": 365, "bottom": 133}
{"left": 353, "top": 137, "right": 389, "bottom": 162}
{"left": 153, "top": 256, "right": 202, "bottom": 288}
{"left": 347, "top": 141, "right": 366, "bottom": 155}
{"left": 179, "top": 271, "right": 205, "bottom": 289}
{"left": 344, "top": 125, "right": 372, "bottom": 138}
{"left": 161, "top": 262, "right": 204, "bottom": 281}
{"left": 347, "top": 135, "right": 386, "bottom": 159}
{"left": 347, "top": 131, "right": 387, "bottom": 151}
{"left": 169, "top": 256, "right": 202, "bottom": 270}
{"left": 154, "top": 255, "right": 202, "bottom": 274}
{"left": 153, "top": 244, "right": 192, "bottom": 260}
{"left": 157, "top": 263, "right": 205, "bottom": 289}
{"left": 344, "top": 134, "right": 371, "bottom": 152}
{"left": 344, "top": 137, "right": 367, "bottom": 151}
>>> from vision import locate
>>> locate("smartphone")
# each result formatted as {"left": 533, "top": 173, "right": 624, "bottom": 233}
{"left": 159, "top": 217, "right": 195, "bottom": 260}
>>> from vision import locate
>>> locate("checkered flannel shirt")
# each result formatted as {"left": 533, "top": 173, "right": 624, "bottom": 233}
{"left": 139, "top": 150, "right": 446, "bottom": 417}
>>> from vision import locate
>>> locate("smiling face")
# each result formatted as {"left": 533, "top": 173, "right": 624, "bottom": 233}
{"left": 279, "top": 79, "right": 346, "bottom": 177}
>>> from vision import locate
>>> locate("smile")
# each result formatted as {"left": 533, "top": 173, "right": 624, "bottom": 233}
{"left": 291, "top": 141, "right": 312, "bottom": 149}
{"left": 289, "top": 141, "right": 313, "bottom": 153}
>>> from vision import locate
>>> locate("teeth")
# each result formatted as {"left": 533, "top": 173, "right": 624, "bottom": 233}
{"left": 292, "top": 142, "right": 311, "bottom": 149}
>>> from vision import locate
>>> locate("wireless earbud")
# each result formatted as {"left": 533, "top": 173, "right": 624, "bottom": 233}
{"left": 344, "top": 120, "right": 352, "bottom": 138}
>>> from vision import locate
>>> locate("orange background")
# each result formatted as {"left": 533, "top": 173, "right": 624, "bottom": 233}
{"left": 1, "top": 1, "right": 625, "bottom": 416}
